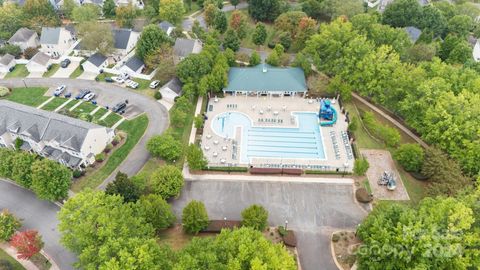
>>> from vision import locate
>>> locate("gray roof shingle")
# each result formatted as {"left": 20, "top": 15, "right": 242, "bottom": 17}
{"left": 87, "top": 52, "right": 108, "bottom": 67}
{"left": 405, "top": 26, "right": 422, "bottom": 43}
{"left": 30, "top": 52, "right": 50, "bottom": 66}
{"left": 158, "top": 21, "right": 174, "bottom": 33}
{"left": 174, "top": 38, "right": 200, "bottom": 58}
{"left": 0, "top": 54, "right": 15, "bottom": 66}
{"left": 8, "top": 28, "right": 36, "bottom": 43}
{"left": 113, "top": 29, "right": 133, "bottom": 50}
{"left": 40, "top": 27, "right": 61, "bottom": 45}
{"left": 125, "top": 56, "right": 144, "bottom": 71}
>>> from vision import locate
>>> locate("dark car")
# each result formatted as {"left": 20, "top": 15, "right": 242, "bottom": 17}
{"left": 64, "top": 92, "right": 72, "bottom": 98}
{"left": 60, "top": 59, "right": 71, "bottom": 68}
{"left": 112, "top": 101, "right": 127, "bottom": 114}
{"left": 105, "top": 77, "right": 114, "bottom": 83}
{"left": 75, "top": 89, "right": 91, "bottom": 100}
{"left": 8, "top": 66, "right": 15, "bottom": 72}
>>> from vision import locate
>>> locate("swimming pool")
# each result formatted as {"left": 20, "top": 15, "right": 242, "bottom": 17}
{"left": 211, "top": 112, "right": 326, "bottom": 163}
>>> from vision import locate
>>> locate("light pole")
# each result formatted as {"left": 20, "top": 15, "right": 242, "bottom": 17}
{"left": 285, "top": 220, "right": 288, "bottom": 230}
{"left": 342, "top": 162, "right": 349, "bottom": 177}
{"left": 22, "top": 78, "right": 27, "bottom": 88}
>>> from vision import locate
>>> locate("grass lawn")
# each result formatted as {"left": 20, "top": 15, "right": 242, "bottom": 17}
{"left": 169, "top": 97, "right": 197, "bottom": 166}
{"left": 102, "top": 113, "right": 123, "bottom": 127}
{"left": 184, "top": 1, "right": 201, "bottom": 16}
{"left": 43, "top": 64, "right": 60, "bottom": 77}
{"left": 157, "top": 224, "right": 215, "bottom": 251}
{"left": 345, "top": 100, "right": 427, "bottom": 204}
{"left": 92, "top": 107, "right": 108, "bottom": 120}
{"left": 4, "top": 87, "right": 49, "bottom": 107}
{"left": 95, "top": 72, "right": 115, "bottom": 81}
{"left": 132, "top": 78, "right": 152, "bottom": 90}
{"left": 69, "top": 66, "right": 84, "bottom": 78}
{"left": 4, "top": 64, "right": 29, "bottom": 78}
{"left": 0, "top": 249, "right": 26, "bottom": 270}
{"left": 41, "top": 97, "right": 69, "bottom": 111}
{"left": 62, "top": 99, "right": 80, "bottom": 111}
{"left": 73, "top": 101, "right": 97, "bottom": 114}
{"left": 71, "top": 114, "right": 149, "bottom": 192}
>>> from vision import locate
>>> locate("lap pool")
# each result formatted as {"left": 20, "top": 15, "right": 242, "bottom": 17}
{"left": 211, "top": 111, "right": 326, "bottom": 163}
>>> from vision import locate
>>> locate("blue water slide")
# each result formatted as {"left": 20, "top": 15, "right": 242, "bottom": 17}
{"left": 320, "top": 107, "right": 337, "bottom": 126}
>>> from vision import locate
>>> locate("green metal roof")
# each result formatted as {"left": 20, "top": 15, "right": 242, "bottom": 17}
{"left": 223, "top": 64, "right": 307, "bottom": 92}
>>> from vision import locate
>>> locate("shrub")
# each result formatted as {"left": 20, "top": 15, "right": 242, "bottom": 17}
{"left": 394, "top": 144, "right": 424, "bottom": 172}
{"left": 194, "top": 115, "right": 204, "bottom": 129}
{"left": 10, "top": 230, "right": 43, "bottom": 260}
{"left": 182, "top": 200, "right": 209, "bottom": 234}
{"left": 362, "top": 111, "right": 400, "bottom": 147}
{"left": 72, "top": 170, "right": 84, "bottom": 178}
{"left": 354, "top": 158, "right": 369, "bottom": 176}
{"left": 332, "top": 233, "right": 340, "bottom": 242}
{"left": 278, "top": 32, "right": 292, "bottom": 50}
{"left": 95, "top": 153, "right": 105, "bottom": 162}
{"left": 348, "top": 116, "right": 358, "bottom": 132}
{"left": 267, "top": 41, "right": 276, "bottom": 49}
{"left": 241, "top": 204, "right": 269, "bottom": 231}
{"left": 0, "top": 260, "right": 13, "bottom": 270}
{"left": 146, "top": 133, "right": 182, "bottom": 162}
{"left": 150, "top": 165, "right": 184, "bottom": 199}
{"left": 14, "top": 138, "right": 23, "bottom": 150}
{"left": 0, "top": 86, "right": 10, "bottom": 97}
{"left": 0, "top": 209, "right": 21, "bottom": 241}
{"left": 104, "top": 143, "right": 113, "bottom": 153}
{"left": 112, "top": 135, "right": 121, "bottom": 146}
{"left": 24, "top": 47, "right": 39, "bottom": 60}
{"left": 154, "top": 91, "right": 162, "bottom": 100}
{"left": 277, "top": 225, "right": 287, "bottom": 237}
{"left": 186, "top": 144, "right": 207, "bottom": 170}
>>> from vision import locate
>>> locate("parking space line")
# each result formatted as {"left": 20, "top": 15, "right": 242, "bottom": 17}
{"left": 69, "top": 100, "right": 83, "bottom": 111}
{"left": 37, "top": 96, "right": 55, "bottom": 109}
{"left": 111, "top": 118, "right": 125, "bottom": 129}
{"left": 89, "top": 106, "right": 101, "bottom": 116}
{"left": 99, "top": 110, "right": 112, "bottom": 120}
{"left": 54, "top": 99, "right": 73, "bottom": 112}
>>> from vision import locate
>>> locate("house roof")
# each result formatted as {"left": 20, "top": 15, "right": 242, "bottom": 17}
{"left": 30, "top": 52, "right": 50, "bottom": 66}
{"left": 404, "top": 26, "right": 422, "bottom": 43}
{"left": 174, "top": 38, "right": 201, "bottom": 58}
{"left": 8, "top": 28, "right": 36, "bottom": 43}
{"left": 87, "top": 52, "right": 107, "bottom": 67}
{"left": 125, "top": 56, "right": 144, "bottom": 71}
{"left": 0, "top": 54, "right": 15, "bottom": 66}
{"left": 158, "top": 21, "right": 174, "bottom": 32}
{"left": 0, "top": 100, "right": 109, "bottom": 152}
{"left": 224, "top": 64, "right": 307, "bottom": 93}
{"left": 162, "top": 77, "right": 183, "bottom": 95}
{"left": 113, "top": 29, "right": 134, "bottom": 50}
{"left": 40, "top": 27, "right": 62, "bottom": 45}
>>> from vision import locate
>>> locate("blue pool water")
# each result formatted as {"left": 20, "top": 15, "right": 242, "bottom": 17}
{"left": 211, "top": 112, "right": 326, "bottom": 163}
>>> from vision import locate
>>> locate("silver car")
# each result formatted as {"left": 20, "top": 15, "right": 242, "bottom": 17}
{"left": 54, "top": 85, "right": 66, "bottom": 96}
{"left": 83, "top": 92, "right": 96, "bottom": 101}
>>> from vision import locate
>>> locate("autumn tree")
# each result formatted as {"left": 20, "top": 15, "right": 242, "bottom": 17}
{"left": 116, "top": 4, "right": 138, "bottom": 28}
{"left": 10, "top": 230, "right": 43, "bottom": 260}
{"left": 204, "top": 4, "right": 218, "bottom": 28}
{"left": 229, "top": 10, "right": 248, "bottom": 39}
{"left": 22, "top": 0, "right": 60, "bottom": 32}
{"left": 0, "top": 210, "right": 21, "bottom": 242}
{"left": 159, "top": 0, "right": 185, "bottom": 24}
{"left": 72, "top": 4, "right": 99, "bottom": 23}
{"left": 76, "top": 22, "right": 114, "bottom": 55}
{"left": 182, "top": 200, "right": 209, "bottom": 234}
{"left": 150, "top": 165, "right": 184, "bottom": 199}
{"left": 145, "top": 44, "right": 176, "bottom": 81}
{"left": 30, "top": 159, "right": 72, "bottom": 201}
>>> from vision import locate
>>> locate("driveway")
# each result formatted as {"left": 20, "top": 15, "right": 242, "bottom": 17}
{"left": 51, "top": 61, "right": 80, "bottom": 78}
{"left": 171, "top": 180, "right": 366, "bottom": 270}
{"left": 27, "top": 72, "right": 43, "bottom": 78}
{"left": 77, "top": 71, "right": 97, "bottom": 80}
{"left": 0, "top": 179, "right": 77, "bottom": 270}
{"left": 0, "top": 78, "right": 169, "bottom": 188}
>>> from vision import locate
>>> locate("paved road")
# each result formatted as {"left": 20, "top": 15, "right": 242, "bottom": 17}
{"left": 171, "top": 180, "right": 366, "bottom": 270}
{"left": 0, "top": 78, "right": 169, "bottom": 188}
{"left": 0, "top": 179, "right": 77, "bottom": 270}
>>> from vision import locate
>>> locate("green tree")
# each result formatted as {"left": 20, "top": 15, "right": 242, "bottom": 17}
{"left": 0, "top": 3, "right": 24, "bottom": 40}
{"left": 292, "top": 52, "right": 312, "bottom": 76}
{"left": 204, "top": 4, "right": 218, "bottom": 28}
{"left": 105, "top": 172, "right": 141, "bottom": 203}
{"left": 150, "top": 165, "right": 184, "bottom": 199}
{"left": 116, "top": 4, "right": 138, "bottom": 28}
{"left": 10, "top": 152, "right": 35, "bottom": 188}
{"left": 102, "top": 0, "right": 116, "bottom": 18}
{"left": 329, "top": 0, "right": 363, "bottom": 19}
{"left": 61, "top": 0, "right": 76, "bottom": 18}
{"left": 230, "top": 0, "right": 239, "bottom": 8}
{"left": 418, "top": 5, "right": 447, "bottom": 36}
{"left": 72, "top": 4, "right": 99, "bottom": 23}
{"left": 145, "top": 44, "right": 176, "bottom": 81}
{"left": 159, "top": 0, "right": 185, "bottom": 24}
{"left": 58, "top": 190, "right": 154, "bottom": 269}
{"left": 406, "top": 43, "right": 436, "bottom": 63}
{"left": 241, "top": 204, "right": 269, "bottom": 231}
{"left": 229, "top": 10, "right": 248, "bottom": 39}
{"left": 301, "top": 0, "right": 328, "bottom": 21}
{"left": 22, "top": 0, "right": 60, "bottom": 32}
{"left": 382, "top": 0, "right": 422, "bottom": 28}
{"left": 249, "top": 51, "right": 261, "bottom": 66}
{"left": 213, "top": 11, "right": 227, "bottom": 33}
{"left": 0, "top": 209, "right": 21, "bottom": 241}
{"left": 136, "top": 24, "right": 172, "bottom": 60}
{"left": 30, "top": 159, "right": 71, "bottom": 201}
{"left": 447, "top": 39, "right": 471, "bottom": 64}
{"left": 353, "top": 158, "right": 369, "bottom": 176}
{"left": 176, "top": 53, "right": 212, "bottom": 83}
{"left": 393, "top": 144, "right": 424, "bottom": 172}
{"left": 0, "top": 148, "right": 13, "bottom": 177}
{"left": 248, "top": 0, "right": 282, "bottom": 22}
{"left": 146, "top": 133, "right": 183, "bottom": 162}
{"left": 252, "top": 23, "right": 267, "bottom": 46}
{"left": 223, "top": 28, "right": 240, "bottom": 51}
{"left": 182, "top": 200, "right": 209, "bottom": 234}
{"left": 186, "top": 144, "right": 207, "bottom": 170}
{"left": 135, "top": 194, "right": 176, "bottom": 231}
{"left": 76, "top": 22, "right": 114, "bottom": 55}
{"left": 0, "top": 44, "right": 21, "bottom": 58}
{"left": 447, "top": 15, "right": 473, "bottom": 37}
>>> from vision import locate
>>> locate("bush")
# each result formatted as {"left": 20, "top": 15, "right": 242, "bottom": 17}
{"left": 24, "top": 47, "right": 38, "bottom": 60}
{"left": 204, "top": 166, "right": 248, "bottom": 172}
{"left": 394, "top": 144, "right": 424, "bottom": 172}
{"left": 104, "top": 143, "right": 113, "bottom": 153}
{"left": 150, "top": 165, "right": 184, "bottom": 199}
{"left": 186, "top": 144, "right": 207, "bottom": 170}
{"left": 267, "top": 41, "right": 276, "bottom": 49}
{"left": 112, "top": 135, "right": 121, "bottom": 146}
{"left": 277, "top": 225, "right": 287, "bottom": 237}
{"left": 95, "top": 153, "right": 105, "bottom": 162}
{"left": 0, "top": 44, "right": 21, "bottom": 57}
{"left": 0, "top": 260, "right": 13, "bottom": 270}
{"left": 72, "top": 170, "right": 84, "bottom": 178}
{"left": 182, "top": 200, "right": 209, "bottom": 234}
{"left": 348, "top": 116, "right": 358, "bottom": 132}
{"left": 362, "top": 111, "right": 400, "bottom": 147}
{"left": 0, "top": 209, "right": 21, "bottom": 242}
{"left": 354, "top": 158, "right": 369, "bottom": 176}
{"left": 146, "top": 133, "right": 183, "bottom": 162}
{"left": 14, "top": 138, "right": 23, "bottom": 150}
{"left": 0, "top": 87, "right": 10, "bottom": 97}
{"left": 154, "top": 91, "right": 162, "bottom": 100}
{"left": 241, "top": 204, "right": 269, "bottom": 231}
{"left": 332, "top": 233, "right": 340, "bottom": 242}
{"left": 194, "top": 115, "right": 204, "bottom": 129}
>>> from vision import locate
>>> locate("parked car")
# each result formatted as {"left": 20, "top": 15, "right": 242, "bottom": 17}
{"left": 119, "top": 72, "right": 130, "bottom": 80}
{"left": 64, "top": 92, "right": 72, "bottom": 98}
{"left": 83, "top": 92, "right": 96, "bottom": 101}
{"left": 105, "top": 77, "right": 114, "bottom": 83}
{"left": 126, "top": 80, "right": 139, "bottom": 89}
{"left": 75, "top": 89, "right": 91, "bottom": 99}
{"left": 8, "top": 66, "right": 15, "bottom": 72}
{"left": 112, "top": 101, "right": 127, "bottom": 114}
{"left": 54, "top": 85, "right": 66, "bottom": 96}
{"left": 60, "top": 58, "right": 71, "bottom": 68}
{"left": 149, "top": 80, "right": 160, "bottom": 89}
{"left": 112, "top": 76, "right": 124, "bottom": 83}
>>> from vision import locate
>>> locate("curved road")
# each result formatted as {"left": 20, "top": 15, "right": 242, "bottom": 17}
{"left": 0, "top": 179, "right": 77, "bottom": 269}
{"left": 0, "top": 78, "right": 169, "bottom": 189}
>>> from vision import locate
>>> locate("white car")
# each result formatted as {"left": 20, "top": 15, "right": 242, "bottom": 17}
{"left": 54, "top": 85, "right": 66, "bottom": 96}
{"left": 83, "top": 92, "right": 96, "bottom": 101}
{"left": 112, "top": 77, "right": 124, "bottom": 83}
{"left": 119, "top": 72, "right": 130, "bottom": 80}
{"left": 126, "top": 80, "right": 139, "bottom": 89}
{"left": 149, "top": 80, "right": 160, "bottom": 89}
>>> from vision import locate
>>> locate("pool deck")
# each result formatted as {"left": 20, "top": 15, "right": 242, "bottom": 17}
{"left": 201, "top": 95, "right": 354, "bottom": 171}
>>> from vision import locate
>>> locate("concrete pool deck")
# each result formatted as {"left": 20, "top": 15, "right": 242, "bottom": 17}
{"left": 201, "top": 96, "right": 354, "bottom": 171}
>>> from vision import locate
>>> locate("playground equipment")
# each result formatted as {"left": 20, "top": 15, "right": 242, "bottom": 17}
{"left": 319, "top": 99, "right": 337, "bottom": 126}
{"left": 378, "top": 171, "right": 397, "bottom": 191}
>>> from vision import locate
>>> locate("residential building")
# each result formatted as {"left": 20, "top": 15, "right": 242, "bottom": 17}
{"left": 173, "top": 38, "right": 202, "bottom": 64}
{"left": 26, "top": 52, "right": 51, "bottom": 73}
{"left": 473, "top": 40, "right": 480, "bottom": 62}
{"left": 159, "top": 77, "right": 183, "bottom": 103}
{"left": 0, "top": 54, "right": 15, "bottom": 73}
{"left": 8, "top": 28, "right": 39, "bottom": 52}
{"left": 40, "top": 27, "right": 75, "bottom": 58}
{"left": 82, "top": 53, "right": 109, "bottom": 74}
{"left": 120, "top": 55, "right": 144, "bottom": 74}
{"left": 223, "top": 64, "right": 307, "bottom": 97}
{"left": 113, "top": 29, "right": 140, "bottom": 57}
{"left": 115, "top": 0, "right": 144, "bottom": 8}
{"left": 158, "top": 21, "right": 175, "bottom": 36}
{"left": 404, "top": 26, "right": 422, "bottom": 44}
{"left": 0, "top": 100, "right": 115, "bottom": 169}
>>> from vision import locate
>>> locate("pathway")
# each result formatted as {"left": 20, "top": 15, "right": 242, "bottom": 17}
{"left": 351, "top": 92, "right": 429, "bottom": 148}
{"left": 0, "top": 243, "right": 39, "bottom": 270}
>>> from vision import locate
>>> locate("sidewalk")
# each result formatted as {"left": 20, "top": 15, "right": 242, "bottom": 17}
{"left": 0, "top": 243, "right": 39, "bottom": 270}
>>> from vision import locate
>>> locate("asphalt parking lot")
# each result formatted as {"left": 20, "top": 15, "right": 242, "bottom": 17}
{"left": 171, "top": 180, "right": 366, "bottom": 270}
